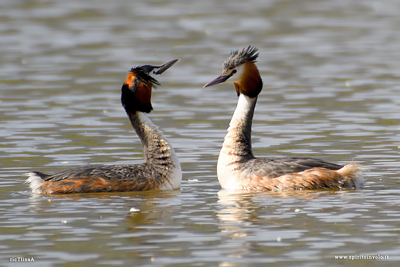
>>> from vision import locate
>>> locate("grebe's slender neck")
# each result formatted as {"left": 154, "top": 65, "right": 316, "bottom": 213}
{"left": 126, "top": 110, "right": 179, "bottom": 173}
{"left": 220, "top": 94, "right": 257, "bottom": 161}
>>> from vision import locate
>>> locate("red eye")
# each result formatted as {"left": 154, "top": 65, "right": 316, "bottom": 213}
{"left": 232, "top": 69, "right": 237, "bottom": 74}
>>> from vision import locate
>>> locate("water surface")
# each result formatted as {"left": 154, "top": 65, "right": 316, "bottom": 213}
{"left": 1, "top": 0, "right": 400, "bottom": 266}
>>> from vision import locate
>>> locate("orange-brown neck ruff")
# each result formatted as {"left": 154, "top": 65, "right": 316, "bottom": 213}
{"left": 234, "top": 61, "right": 263, "bottom": 98}
{"left": 122, "top": 71, "right": 153, "bottom": 113}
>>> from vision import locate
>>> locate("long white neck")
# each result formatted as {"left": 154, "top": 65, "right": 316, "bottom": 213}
{"left": 220, "top": 94, "right": 257, "bottom": 163}
{"left": 217, "top": 94, "right": 257, "bottom": 189}
{"left": 126, "top": 110, "right": 181, "bottom": 189}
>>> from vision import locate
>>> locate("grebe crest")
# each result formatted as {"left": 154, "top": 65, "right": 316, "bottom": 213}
{"left": 204, "top": 45, "right": 263, "bottom": 98}
{"left": 222, "top": 45, "right": 259, "bottom": 71}
{"left": 27, "top": 58, "right": 181, "bottom": 194}
{"left": 123, "top": 58, "right": 178, "bottom": 113}
{"left": 204, "top": 46, "right": 364, "bottom": 191}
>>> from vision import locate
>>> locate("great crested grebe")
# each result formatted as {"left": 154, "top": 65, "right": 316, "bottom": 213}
{"left": 27, "top": 59, "right": 182, "bottom": 194}
{"left": 204, "top": 46, "right": 364, "bottom": 191}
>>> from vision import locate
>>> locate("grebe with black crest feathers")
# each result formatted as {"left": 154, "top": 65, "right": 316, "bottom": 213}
{"left": 204, "top": 46, "right": 364, "bottom": 191}
{"left": 27, "top": 59, "right": 181, "bottom": 194}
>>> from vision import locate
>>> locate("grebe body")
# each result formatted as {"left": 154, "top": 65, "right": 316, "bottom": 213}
{"left": 204, "top": 46, "right": 364, "bottom": 191}
{"left": 28, "top": 59, "right": 181, "bottom": 194}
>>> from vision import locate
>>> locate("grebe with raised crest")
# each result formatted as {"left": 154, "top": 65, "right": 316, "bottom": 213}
{"left": 27, "top": 59, "right": 182, "bottom": 194}
{"left": 204, "top": 46, "right": 364, "bottom": 191}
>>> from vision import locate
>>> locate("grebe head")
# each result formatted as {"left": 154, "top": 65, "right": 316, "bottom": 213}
{"left": 122, "top": 58, "right": 179, "bottom": 113}
{"left": 140, "top": 58, "right": 180, "bottom": 76}
{"left": 203, "top": 46, "right": 263, "bottom": 98}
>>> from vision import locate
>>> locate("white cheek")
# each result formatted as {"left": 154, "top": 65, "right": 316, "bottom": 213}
{"left": 231, "top": 65, "right": 245, "bottom": 83}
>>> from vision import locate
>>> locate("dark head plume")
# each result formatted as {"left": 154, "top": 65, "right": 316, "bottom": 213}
{"left": 121, "top": 66, "right": 160, "bottom": 113}
{"left": 223, "top": 45, "right": 259, "bottom": 71}
{"left": 203, "top": 46, "right": 263, "bottom": 98}
{"left": 121, "top": 58, "right": 179, "bottom": 113}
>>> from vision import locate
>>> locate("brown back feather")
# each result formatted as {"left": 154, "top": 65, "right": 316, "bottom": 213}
{"left": 246, "top": 168, "right": 356, "bottom": 191}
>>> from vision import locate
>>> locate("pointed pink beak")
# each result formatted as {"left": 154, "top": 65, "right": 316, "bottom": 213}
{"left": 203, "top": 75, "right": 232, "bottom": 88}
